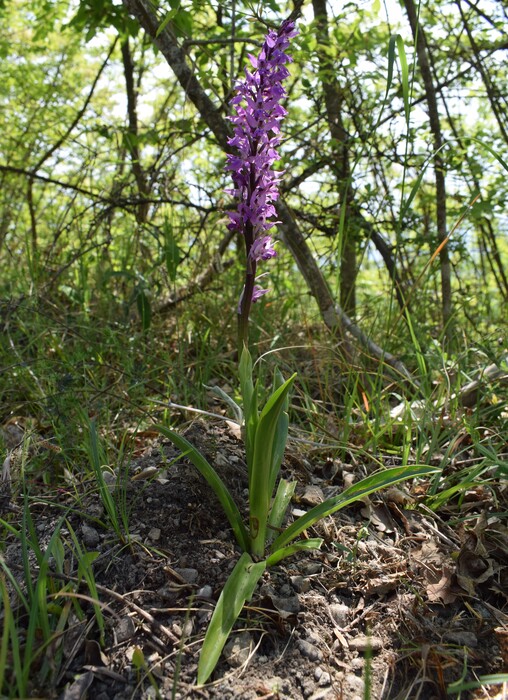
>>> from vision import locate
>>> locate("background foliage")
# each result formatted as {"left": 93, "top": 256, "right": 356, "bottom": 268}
{"left": 2, "top": 0, "right": 507, "bottom": 428}
{"left": 0, "top": 1, "right": 507, "bottom": 696}
{"left": 1, "top": 0, "right": 507, "bottom": 459}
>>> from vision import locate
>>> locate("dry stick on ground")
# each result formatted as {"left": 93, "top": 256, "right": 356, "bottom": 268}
{"left": 122, "top": 0, "right": 413, "bottom": 381}
{"left": 45, "top": 568, "right": 181, "bottom": 645}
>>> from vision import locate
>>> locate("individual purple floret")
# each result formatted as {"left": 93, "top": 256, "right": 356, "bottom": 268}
{"left": 250, "top": 235, "right": 278, "bottom": 262}
{"left": 226, "top": 20, "right": 297, "bottom": 344}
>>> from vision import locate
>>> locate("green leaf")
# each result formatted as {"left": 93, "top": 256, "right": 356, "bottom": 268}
{"left": 239, "top": 346, "right": 258, "bottom": 464}
{"left": 266, "top": 538, "right": 323, "bottom": 567}
{"left": 447, "top": 674, "right": 508, "bottom": 694}
{"left": 239, "top": 346, "right": 254, "bottom": 411}
{"left": 173, "top": 9, "right": 193, "bottom": 38}
{"left": 271, "top": 465, "right": 438, "bottom": 552}
{"left": 266, "top": 479, "right": 296, "bottom": 543}
{"left": 131, "top": 646, "right": 145, "bottom": 669}
{"left": 470, "top": 137, "right": 508, "bottom": 173}
{"left": 156, "top": 8, "right": 178, "bottom": 37}
{"left": 400, "top": 142, "right": 448, "bottom": 220}
{"left": 248, "top": 373, "right": 297, "bottom": 556}
{"left": 203, "top": 384, "right": 243, "bottom": 424}
{"left": 154, "top": 425, "right": 250, "bottom": 552}
{"left": 77, "top": 551, "right": 100, "bottom": 580}
{"left": 395, "top": 35, "right": 410, "bottom": 123}
{"left": 197, "top": 553, "right": 266, "bottom": 685}
{"left": 267, "top": 367, "right": 291, "bottom": 497}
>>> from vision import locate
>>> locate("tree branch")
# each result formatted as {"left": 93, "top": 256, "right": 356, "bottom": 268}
{"left": 403, "top": 0, "right": 453, "bottom": 336}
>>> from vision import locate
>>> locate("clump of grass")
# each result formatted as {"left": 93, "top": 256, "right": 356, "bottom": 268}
{"left": 0, "top": 494, "right": 103, "bottom": 697}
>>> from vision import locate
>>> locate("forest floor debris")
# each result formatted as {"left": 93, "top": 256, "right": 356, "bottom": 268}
{"left": 2, "top": 420, "right": 507, "bottom": 699}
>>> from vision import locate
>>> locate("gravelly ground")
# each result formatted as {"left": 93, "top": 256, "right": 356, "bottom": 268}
{"left": 3, "top": 419, "right": 507, "bottom": 699}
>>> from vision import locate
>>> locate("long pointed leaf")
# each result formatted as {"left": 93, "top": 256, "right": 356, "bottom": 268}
{"left": 197, "top": 553, "right": 266, "bottom": 685}
{"left": 203, "top": 384, "right": 243, "bottom": 424}
{"left": 395, "top": 34, "right": 410, "bottom": 122}
{"left": 249, "top": 374, "right": 297, "bottom": 556}
{"left": 266, "top": 538, "right": 323, "bottom": 567}
{"left": 155, "top": 425, "right": 250, "bottom": 552}
{"left": 266, "top": 479, "right": 296, "bottom": 544}
{"left": 271, "top": 465, "right": 438, "bottom": 551}
{"left": 267, "top": 367, "right": 291, "bottom": 497}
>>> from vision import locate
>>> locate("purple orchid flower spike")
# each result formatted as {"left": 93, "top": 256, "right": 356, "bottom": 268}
{"left": 225, "top": 19, "right": 298, "bottom": 351}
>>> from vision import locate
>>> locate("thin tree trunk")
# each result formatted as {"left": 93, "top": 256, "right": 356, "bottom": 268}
{"left": 312, "top": 0, "right": 356, "bottom": 317}
{"left": 22, "top": 43, "right": 116, "bottom": 261}
{"left": 403, "top": 0, "right": 453, "bottom": 338}
{"left": 440, "top": 83, "right": 508, "bottom": 301}
{"left": 121, "top": 38, "right": 150, "bottom": 223}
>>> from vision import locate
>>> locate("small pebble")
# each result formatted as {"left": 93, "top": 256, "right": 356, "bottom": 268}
{"left": 146, "top": 652, "right": 163, "bottom": 677}
{"left": 147, "top": 527, "right": 161, "bottom": 541}
{"left": 81, "top": 524, "right": 100, "bottom": 548}
{"left": 318, "top": 671, "right": 331, "bottom": 687}
{"left": 291, "top": 575, "right": 310, "bottom": 593}
{"left": 115, "top": 616, "right": 136, "bottom": 643}
{"left": 301, "top": 561, "right": 322, "bottom": 575}
{"left": 443, "top": 631, "right": 478, "bottom": 647}
{"left": 102, "top": 470, "right": 116, "bottom": 492}
{"left": 124, "top": 645, "right": 137, "bottom": 662}
{"left": 301, "top": 485, "right": 324, "bottom": 506}
{"left": 223, "top": 633, "right": 252, "bottom": 668}
{"left": 174, "top": 568, "right": 198, "bottom": 583}
{"left": 300, "top": 677, "right": 315, "bottom": 698}
{"left": 197, "top": 584, "right": 213, "bottom": 598}
{"left": 345, "top": 673, "right": 364, "bottom": 694}
{"left": 298, "top": 639, "right": 323, "bottom": 662}
{"left": 351, "top": 657, "right": 364, "bottom": 672}
{"left": 271, "top": 594, "right": 300, "bottom": 615}
{"left": 329, "top": 603, "right": 349, "bottom": 627}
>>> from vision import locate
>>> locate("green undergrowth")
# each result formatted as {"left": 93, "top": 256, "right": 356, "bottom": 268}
{"left": 1, "top": 287, "right": 506, "bottom": 479}
{"left": 0, "top": 284, "right": 506, "bottom": 698}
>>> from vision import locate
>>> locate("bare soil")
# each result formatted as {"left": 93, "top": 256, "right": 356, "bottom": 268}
{"left": 2, "top": 420, "right": 507, "bottom": 699}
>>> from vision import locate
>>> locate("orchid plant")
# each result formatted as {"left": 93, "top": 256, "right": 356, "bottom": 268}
{"left": 156, "top": 18, "right": 436, "bottom": 685}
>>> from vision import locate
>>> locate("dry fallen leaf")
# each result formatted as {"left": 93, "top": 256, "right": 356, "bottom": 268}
{"left": 426, "top": 565, "right": 458, "bottom": 604}
{"left": 456, "top": 515, "right": 495, "bottom": 595}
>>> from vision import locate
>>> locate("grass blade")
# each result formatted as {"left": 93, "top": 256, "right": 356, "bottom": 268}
{"left": 266, "top": 479, "right": 296, "bottom": 543}
{"left": 266, "top": 538, "right": 323, "bottom": 567}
